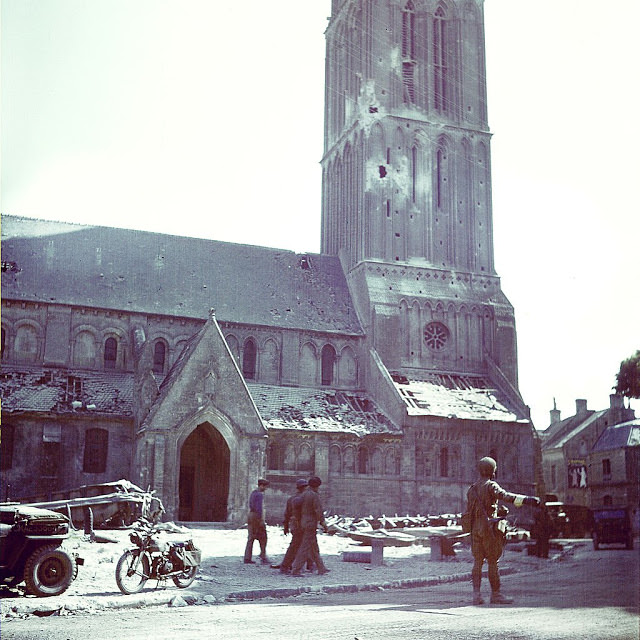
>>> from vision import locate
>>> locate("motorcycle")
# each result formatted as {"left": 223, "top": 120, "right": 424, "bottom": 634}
{"left": 115, "top": 517, "right": 201, "bottom": 594}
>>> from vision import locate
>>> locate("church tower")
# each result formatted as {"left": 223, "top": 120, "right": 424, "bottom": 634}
{"left": 321, "top": 0, "right": 523, "bottom": 396}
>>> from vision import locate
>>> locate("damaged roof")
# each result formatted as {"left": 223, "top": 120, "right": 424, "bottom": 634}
{"left": 0, "top": 365, "right": 133, "bottom": 417}
{"left": 390, "top": 371, "right": 527, "bottom": 422}
{"left": 247, "top": 383, "right": 401, "bottom": 437}
{"left": 1, "top": 215, "right": 362, "bottom": 335}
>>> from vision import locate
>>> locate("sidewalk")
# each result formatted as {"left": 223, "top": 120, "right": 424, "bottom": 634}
{"left": 1, "top": 525, "right": 555, "bottom": 618}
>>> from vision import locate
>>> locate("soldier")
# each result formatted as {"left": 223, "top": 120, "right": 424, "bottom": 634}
{"left": 279, "top": 478, "right": 308, "bottom": 573}
{"left": 466, "top": 457, "right": 540, "bottom": 605}
{"left": 243, "top": 478, "right": 270, "bottom": 565}
{"left": 290, "top": 476, "right": 329, "bottom": 576}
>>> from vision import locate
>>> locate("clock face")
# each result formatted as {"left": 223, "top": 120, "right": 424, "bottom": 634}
{"left": 423, "top": 322, "right": 450, "bottom": 351}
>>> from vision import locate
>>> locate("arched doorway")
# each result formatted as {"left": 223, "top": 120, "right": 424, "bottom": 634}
{"left": 178, "top": 423, "right": 230, "bottom": 521}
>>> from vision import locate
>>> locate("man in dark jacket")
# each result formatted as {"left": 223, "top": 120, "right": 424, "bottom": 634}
{"left": 290, "top": 476, "right": 329, "bottom": 576}
{"left": 244, "top": 478, "right": 270, "bottom": 564}
{"left": 467, "top": 457, "right": 540, "bottom": 604}
{"left": 279, "top": 478, "right": 308, "bottom": 573}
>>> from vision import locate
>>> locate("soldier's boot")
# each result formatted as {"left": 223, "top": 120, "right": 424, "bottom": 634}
{"left": 473, "top": 590, "right": 484, "bottom": 605}
{"left": 490, "top": 592, "right": 514, "bottom": 605}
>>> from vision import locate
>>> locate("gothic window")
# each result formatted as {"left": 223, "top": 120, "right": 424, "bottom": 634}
{"left": 73, "top": 330, "right": 97, "bottom": 368}
{"left": 14, "top": 324, "right": 38, "bottom": 363}
{"left": 104, "top": 337, "right": 117, "bottom": 369}
{"left": 424, "top": 322, "right": 450, "bottom": 351}
{"left": 152, "top": 340, "right": 166, "bottom": 375}
{"left": 440, "top": 447, "right": 449, "bottom": 477}
{"left": 329, "top": 445, "right": 342, "bottom": 474}
{"left": 371, "top": 448, "right": 383, "bottom": 475}
{"left": 83, "top": 428, "right": 108, "bottom": 473}
{"left": 433, "top": 7, "right": 449, "bottom": 113}
{"left": 602, "top": 458, "right": 611, "bottom": 481}
{"left": 298, "top": 443, "right": 314, "bottom": 472}
{"left": 402, "top": 2, "right": 416, "bottom": 103}
{"left": 411, "top": 146, "right": 418, "bottom": 203}
{"left": 242, "top": 338, "right": 257, "bottom": 380}
{"left": 321, "top": 344, "right": 336, "bottom": 386}
{"left": 358, "top": 446, "right": 369, "bottom": 474}
{"left": 436, "top": 147, "right": 447, "bottom": 209}
{"left": 267, "top": 442, "right": 282, "bottom": 470}
{"left": 343, "top": 446, "right": 356, "bottom": 474}
{"left": 0, "top": 423, "right": 14, "bottom": 470}
{"left": 284, "top": 443, "right": 296, "bottom": 470}
{"left": 1, "top": 327, "right": 5, "bottom": 360}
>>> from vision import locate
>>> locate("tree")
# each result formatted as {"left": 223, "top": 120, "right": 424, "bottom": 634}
{"left": 614, "top": 350, "right": 640, "bottom": 399}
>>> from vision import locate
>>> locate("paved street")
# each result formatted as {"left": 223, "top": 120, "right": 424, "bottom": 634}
{"left": 2, "top": 544, "right": 637, "bottom": 640}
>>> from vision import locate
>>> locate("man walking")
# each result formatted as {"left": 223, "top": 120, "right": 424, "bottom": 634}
{"left": 290, "top": 476, "right": 329, "bottom": 576}
{"left": 279, "top": 478, "right": 308, "bottom": 573}
{"left": 244, "top": 478, "right": 270, "bottom": 565}
{"left": 466, "top": 457, "right": 539, "bottom": 604}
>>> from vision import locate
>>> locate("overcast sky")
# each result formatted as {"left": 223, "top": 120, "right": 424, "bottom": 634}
{"left": 2, "top": 0, "right": 638, "bottom": 429}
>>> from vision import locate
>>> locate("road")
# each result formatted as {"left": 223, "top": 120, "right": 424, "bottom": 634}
{"left": 2, "top": 546, "right": 638, "bottom": 640}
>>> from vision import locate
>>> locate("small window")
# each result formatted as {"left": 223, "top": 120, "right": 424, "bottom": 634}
{"left": 41, "top": 442, "right": 61, "bottom": 479}
{"left": 603, "top": 495, "right": 613, "bottom": 506}
{"left": 0, "top": 423, "right": 15, "bottom": 470}
{"left": 358, "top": 446, "right": 369, "bottom": 474}
{"left": 440, "top": 447, "right": 449, "bottom": 477}
{"left": 321, "top": 344, "right": 336, "bottom": 386}
{"left": 242, "top": 339, "right": 257, "bottom": 380}
{"left": 83, "top": 428, "right": 109, "bottom": 473}
{"left": 104, "top": 337, "right": 117, "bottom": 369}
{"left": 152, "top": 341, "right": 166, "bottom": 375}
{"left": 602, "top": 458, "right": 611, "bottom": 481}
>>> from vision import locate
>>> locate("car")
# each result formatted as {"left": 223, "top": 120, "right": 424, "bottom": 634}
{"left": 591, "top": 506, "right": 634, "bottom": 550}
{"left": 0, "top": 503, "right": 82, "bottom": 596}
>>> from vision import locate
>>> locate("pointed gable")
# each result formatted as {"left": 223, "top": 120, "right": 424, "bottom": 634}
{"left": 141, "top": 311, "right": 265, "bottom": 437}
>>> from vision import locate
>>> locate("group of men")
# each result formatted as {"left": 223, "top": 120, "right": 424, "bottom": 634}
{"left": 244, "top": 476, "right": 330, "bottom": 576}
{"left": 245, "top": 456, "right": 545, "bottom": 604}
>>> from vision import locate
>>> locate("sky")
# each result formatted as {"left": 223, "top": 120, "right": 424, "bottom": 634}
{"left": 2, "top": 0, "right": 638, "bottom": 429}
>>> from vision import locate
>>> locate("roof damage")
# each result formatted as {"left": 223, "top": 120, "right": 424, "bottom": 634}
{"left": 248, "top": 383, "right": 401, "bottom": 437}
{"left": 390, "top": 371, "right": 525, "bottom": 422}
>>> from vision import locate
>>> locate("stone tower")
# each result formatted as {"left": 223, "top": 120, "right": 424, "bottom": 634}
{"left": 322, "top": 0, "right": 522, "bottom": 394}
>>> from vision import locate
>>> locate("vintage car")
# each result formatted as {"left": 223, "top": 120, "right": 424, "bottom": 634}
{"left": 0, "top": 504, "right": 82, "bottom": 596}
{"left": 591, "top": 506, "right": 634, "bottom": 550}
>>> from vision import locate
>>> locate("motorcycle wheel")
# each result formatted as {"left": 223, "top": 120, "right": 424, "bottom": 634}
{"left": 24, "top": 545, "right": 76, "bottom": 597}
{"left": 115, "top": 550, "right": 150, "bottom": 594}
{"left": 172, "top": 566, "right": 197, "bottom": 589}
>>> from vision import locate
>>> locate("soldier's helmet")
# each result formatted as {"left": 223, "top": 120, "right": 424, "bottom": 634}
{"left": 478, "top": 456, "right": 497, "bottom": 478}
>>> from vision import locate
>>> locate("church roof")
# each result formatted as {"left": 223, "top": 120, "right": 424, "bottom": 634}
{"left": 0, "top": 365, "right": 134, "bottom": 417}
{"left": 390, "top": 371, "right": 527, "bottom": 422}
{"left": 247, "top": 383, "right": 401, "bottom": 437}
{"left": 592, "top": 419, "right": 640, "bottom": 452}
{"left": 1, "top": 215, "right": 362, "bottom": 335}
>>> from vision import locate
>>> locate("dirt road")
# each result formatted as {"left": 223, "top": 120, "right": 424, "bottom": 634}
{"left": 2, "top": 544, "right": 637, "bottom": 640}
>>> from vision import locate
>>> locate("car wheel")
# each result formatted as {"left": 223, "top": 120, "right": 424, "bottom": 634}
{"left": 24, "top": 545, "right": 76, "bottom": 597}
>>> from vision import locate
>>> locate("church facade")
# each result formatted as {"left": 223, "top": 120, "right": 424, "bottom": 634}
{"left": 1, "top": 0, "right": 537, "bottom": 524}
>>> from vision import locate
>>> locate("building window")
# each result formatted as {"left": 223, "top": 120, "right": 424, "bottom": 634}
{"left": 152, "top": 341, "right": 166, "bottom": 375}
{"left": 358, "top": 446, "right": 369, "bottom": 474}
{"left": 424, "top": 322, "right": 450, "bottom": 351}
{"left": 603, "top": 495, "right": 613, "bottom": 506}
{"left": 321, "top": 344, "right": 336, "bottom": 386}
{"left": 1, "top": 327, "right": 5, "bottom": 360}
{"left": 402, "top": 1, "right": 416, "bottom": 103}
{"left": 267, "top": 442, "right": 282, "bottom": 470}
{"left": 602, "top": 458, "right": 611, "bottom": 481}
{"left": 550, "top": 464, "right": 556, "bottom": 487}
{"left": 83, "top": 428, "right": 108, "bottom": 473}
{"left": 242, "top": 339, "right": 257, "bottom": 380}
{"left": 104, "top": 337, "right": 117, "bottom": 369}
{"left": 14, "top": 325, "right": 38, "bottom": 362}
{"left": 440, "top": 447, "right": 449, "bottom": 477}
{"left": 433, "top": 7, "right": 448, "bottom": 113}
{"left": 0, "top": 423, "right": 15, "bottom": 470}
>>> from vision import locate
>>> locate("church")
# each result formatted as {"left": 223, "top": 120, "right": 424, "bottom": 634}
{"left": 1, "top": 0, "right": 538, "bottom": 525}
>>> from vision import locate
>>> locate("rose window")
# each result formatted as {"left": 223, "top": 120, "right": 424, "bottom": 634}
{"left": 423, "top": 322, "right": 450, "bottom": 351}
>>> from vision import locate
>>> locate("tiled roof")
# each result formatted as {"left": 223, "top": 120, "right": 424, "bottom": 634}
{"left": 0, "top": 365, "right": 133, "bottom": 416}
{"left": 592, "top": 419, "right": 640, "bottom": 452}
{"left": 247, "top": 383, "right": 401, "bottom": 437}
{"left": 1, "top": 215, "right": 362, "bottom": 335}
{"left": 389, "top": 371, "right": 526, "bottom": 422}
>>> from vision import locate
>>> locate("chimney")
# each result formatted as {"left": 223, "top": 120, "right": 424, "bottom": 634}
{"left": 550, "top": 398, "right": 561, "bottom": 424}
{"left": 609, "top": 393, "right": 626, "bottom": 425}
{"left": 576, "top": 399, "right": 588, "bottom": 415}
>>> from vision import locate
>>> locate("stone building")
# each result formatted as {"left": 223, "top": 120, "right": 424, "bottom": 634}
{"left": 1, "top": 0, "right": 537, "bottom": 524}
{"left": 540, "top": 396, "right": 635, "bottom": 507}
